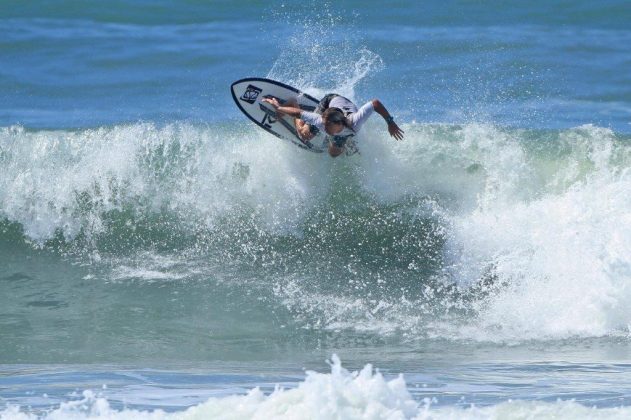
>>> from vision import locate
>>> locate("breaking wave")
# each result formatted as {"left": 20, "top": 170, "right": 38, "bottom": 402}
{"left": 1, "top": 121, "right": 630, "bottom": 343}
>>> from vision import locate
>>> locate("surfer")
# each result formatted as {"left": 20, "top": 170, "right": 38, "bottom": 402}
{"left": 262, "top": 94, "right": 404, "bottom": 157}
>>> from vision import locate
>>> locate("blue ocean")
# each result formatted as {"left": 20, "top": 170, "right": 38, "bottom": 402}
{"left": 1, "top": 1, "right": 631, "bottom": 418}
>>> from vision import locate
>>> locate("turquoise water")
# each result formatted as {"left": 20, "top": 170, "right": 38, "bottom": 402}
{"left": 1, "top": 1, "right": 631, "bottom": 418}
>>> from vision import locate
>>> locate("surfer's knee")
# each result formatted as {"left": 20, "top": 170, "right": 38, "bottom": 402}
{"left": 295, "top": 119, "right": 315, "bottom": 141}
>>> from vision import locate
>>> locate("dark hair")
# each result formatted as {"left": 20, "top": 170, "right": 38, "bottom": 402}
{"left": 322, "top": 107, "right": 354, "bottom": 132}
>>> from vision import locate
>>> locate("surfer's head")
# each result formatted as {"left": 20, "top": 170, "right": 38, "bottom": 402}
{"left": 322, "top": 107, "right": 347, "bottom": 135}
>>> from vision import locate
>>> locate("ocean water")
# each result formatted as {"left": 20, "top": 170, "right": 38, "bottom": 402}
{"left": 1, "top": 1, "right": 631, "bottom": 418}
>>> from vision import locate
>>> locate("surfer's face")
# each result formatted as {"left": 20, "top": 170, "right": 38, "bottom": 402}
{"left": 324, "top": 119, "right": 344, "bottom": 135}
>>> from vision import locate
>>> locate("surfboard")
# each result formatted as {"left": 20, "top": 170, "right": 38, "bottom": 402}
{"left": 230, "top": 78, "right": 328, "bottom": 153}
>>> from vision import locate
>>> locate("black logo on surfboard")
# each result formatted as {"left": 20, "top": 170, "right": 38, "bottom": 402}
{"left": 240, "top": 85, "right": 262, "bottom": 104}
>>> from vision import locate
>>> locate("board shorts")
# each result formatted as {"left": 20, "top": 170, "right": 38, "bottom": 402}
{"left": 315, "top": 93, "right": 341, "bottom": 115}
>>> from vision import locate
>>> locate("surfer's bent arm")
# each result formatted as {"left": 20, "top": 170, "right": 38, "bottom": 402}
{"left": 371, "top": 99, "right": 404, "bottom": 141}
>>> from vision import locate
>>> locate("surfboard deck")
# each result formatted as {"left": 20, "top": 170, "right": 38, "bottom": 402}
{"left": 230, "top": 78, "right": 328, "bottom": 153}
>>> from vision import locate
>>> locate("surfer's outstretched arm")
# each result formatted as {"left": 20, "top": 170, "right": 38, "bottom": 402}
{"left": 371, "top": 99, "right": 404, "bottom": 141}
{"left": 262, "top": 98, "right": 302, "bottom": 118}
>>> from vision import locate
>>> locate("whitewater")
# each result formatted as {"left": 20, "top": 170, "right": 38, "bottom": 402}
{"left": 2, "top": 119, "right": 630, "bottom": 417}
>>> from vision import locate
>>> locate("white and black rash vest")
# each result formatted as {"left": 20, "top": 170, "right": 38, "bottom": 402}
{"left": 300, "top": 94, "right": 375, "bottom": 143}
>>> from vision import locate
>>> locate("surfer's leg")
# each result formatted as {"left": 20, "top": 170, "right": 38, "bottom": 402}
{"left": 282, "top": 97, "right": 315, "bottom": 142}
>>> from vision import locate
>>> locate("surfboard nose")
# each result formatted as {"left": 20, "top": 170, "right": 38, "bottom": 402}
{"left": 229, "top": 78, "right": 326, "bottom": 153}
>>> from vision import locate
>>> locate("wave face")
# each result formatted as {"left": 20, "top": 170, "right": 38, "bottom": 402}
{"left": 1, "top": 121, "right": 629, "bottom": 354}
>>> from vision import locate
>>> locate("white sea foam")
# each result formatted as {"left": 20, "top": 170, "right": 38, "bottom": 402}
{"left": 443, "top": 125, "right": 631, "bottom": 341}
{"left": 2, "top": 357, "right": 630, "bottom": 420}
{"left": 272, "top": 123, "right": 631, "bottom": 342}
{"left": 345, "top": 123, "right": 630, "bottom": 341}
{"left": 1, "top": 121, "right": 630, "bottom": 343}
{"left": 0, "top": 122, "right": 331, "bottom": 244}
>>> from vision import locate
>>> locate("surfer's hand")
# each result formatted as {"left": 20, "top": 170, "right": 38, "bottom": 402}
{"left": 262, "top": 98, "right": 285, "bottom": 117}
{"left": 388, "top": 122, "right": 404, "bottom": 141}
{"left": 262, "top": 97, "right": 278, "bottom": 107}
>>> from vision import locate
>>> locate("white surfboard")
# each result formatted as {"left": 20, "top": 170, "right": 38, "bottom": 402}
{"left": 230, "top": 78, "right": 328, "bottom": 153}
